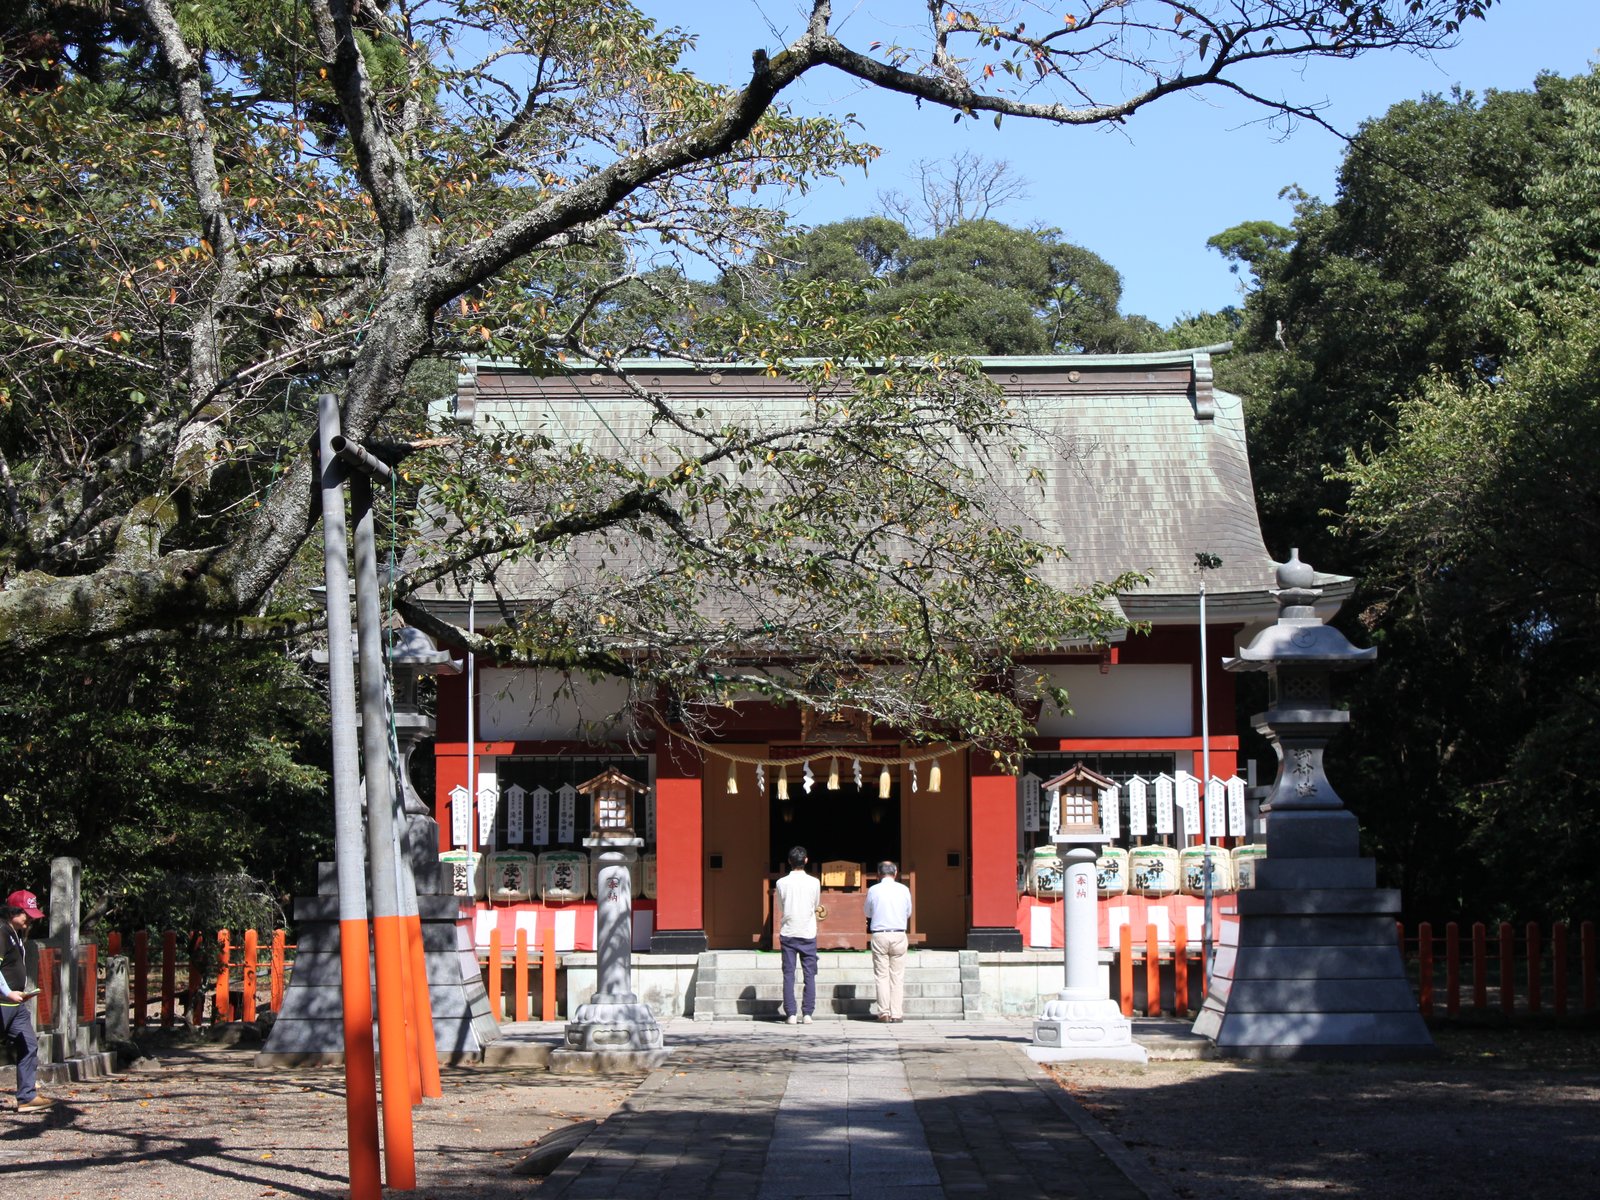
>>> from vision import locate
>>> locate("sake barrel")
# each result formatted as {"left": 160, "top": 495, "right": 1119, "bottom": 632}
{"left": 487, "top": 851, "right": 536, "bottom": 902}
{"left": 539, "top": 850, "right": 590, "bottom": 902}
{"left": 1027, "top": 845, "right": 1065, "bottom": 897}
{"left": 1179, "top": 845, "right": 1235, "bottom": 896}
{"left": 1096, "top": 847, "right": 1130, "bottom": 897}
{"left": 1232, "top": 843, "right": 1267, "bottom": 890}
{"left": 1129, "top": 845, "right": 1179, "bottom": 897}
{"left": 439, "top": 850, "right": 483, "bottom": 901}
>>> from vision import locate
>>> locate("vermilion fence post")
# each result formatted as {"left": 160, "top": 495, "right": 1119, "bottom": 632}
{"left": 215, "top": 931, "right": 233, "bottom": 1024}
{"left": 1445, "top": 923, "right": 1461, "bottom": 1017}
{"left": 515, "top": 930, "right": 530, "bottom": 1023}
{"left": 37, "top": 947, "right": 55, "bottom": 1026}
{"left": 1499, "top": 922, "right": 1515, "bottom": 1015}
{"left": 542, "top": 927, "right": 558, "bottom": 1021}
{"left": 81, "top": 942, "right": 98, "bottom": 1023}
{"left": 1173, "top": 926, "right": 1189, "bottom": 1018}
{"left": 108, "top": 932, "right": 122, "bottom": 958}
{"left": 270, "top": 930, "right": 287, "bottom": 1012}
{"left": 133, "top": 930, "right": 149, "bottom": 1028}
{"left": 487, "top": 927, "right": 503, "bottom": 1019}
{"left": 1472, "top": 922, "right": 1488, "bottom": 1012}
{"left": 1553, "top": 922, "right": 1568, "bottom": 1018}
{"left": 242, "top": 929, "right": 259, "bottom": 1023}
{"left": 1417, "top": 922, "right": 1434, "bottom": 1017}
{"left": 1145, "top": 924, "right": 1161, "bottom": 1018}
{"left": 1526, "top": 922, "right": 1542, "bottom": 1014}
{"left": 1582, "top": 921, "right": 1596, "bottom": 1013}
{"left": 1118, "top": 924, "right": 1134, "bottom": 1018}
{"left": 161, "top": 931, "right": 177, "bottom": 1027}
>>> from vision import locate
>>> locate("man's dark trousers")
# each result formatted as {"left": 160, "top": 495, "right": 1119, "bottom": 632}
{"left": 780, "top": 935, "right": 818, "bottom": 1017}
{"left": 1, "top": 1002, "right": 38, "bottom": 1102}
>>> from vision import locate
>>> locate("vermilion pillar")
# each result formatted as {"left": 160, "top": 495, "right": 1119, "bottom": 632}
{"left": 968, "top": 751, "right": 1023, "bottom": 951}
{"left": 650, "top": 732, "right": 708, "bottom": 954}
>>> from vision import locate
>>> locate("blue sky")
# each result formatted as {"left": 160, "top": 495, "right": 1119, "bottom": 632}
{"left": 641, "top": 1, "right": 1598, "bottom": 325}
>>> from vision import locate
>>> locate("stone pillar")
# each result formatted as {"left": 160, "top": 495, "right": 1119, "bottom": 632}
{"left": 106, "top": 956, "right": 132, "bottom": 1042}
{"left": 551, "top": 842, "right": 667, "bottom": 1073}
{"left": 48, "top": 857, "right": 81, "bottom": 1059}
{"left": 1191, "top": 550, "right": 1433, "bottom": 1059}
{"left": 1029, "top": 845, "right": 1146, "bottom": 1064}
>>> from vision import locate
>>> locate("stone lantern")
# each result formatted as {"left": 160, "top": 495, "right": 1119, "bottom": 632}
{"left": 1028, "top": 763, "right": 1147, "bottom": 1064}
{"left": 551, "top": 768, "right": 667, "bottom": 1071}
{"left": 1191, "top": 550, "right": 1433, "bottom": 1058}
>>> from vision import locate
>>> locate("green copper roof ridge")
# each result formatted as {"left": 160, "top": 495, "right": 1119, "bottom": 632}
{"left": 460, "top": 345, "right": 1233, "bottom": 376}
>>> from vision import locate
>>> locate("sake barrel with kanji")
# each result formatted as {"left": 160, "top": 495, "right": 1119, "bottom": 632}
{"left": 1179, "top": 845, "right": 1235, "bottom": 896}
{"left": 439, "top": 850, "right": 483, "bottom": 901}
{"left": 1096, "top": 847, "right": 1129, "bottom": 897}
{"left": 1026, "top": 846, "right": 1065, "bottom": 897}
{"left": 1129, "top": 845, "right": 1179, "bottom": 897}
{"left": 538, "top": 850, "right": 590, "bottom": 902}
{"left": 1232, "top": 843, "right": 1267, "bottom": 890}
{"left": 487, "top": 851, "right": 536, "bottom": 902}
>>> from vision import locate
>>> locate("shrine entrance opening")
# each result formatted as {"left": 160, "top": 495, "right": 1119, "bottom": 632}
{"left": 768, "top": 772, "right": 901, "bottom": 877}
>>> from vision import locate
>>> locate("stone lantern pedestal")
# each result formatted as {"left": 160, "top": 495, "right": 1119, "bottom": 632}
{"left": 1191, "top": 551, "right": 1433, "bottom": 1059}
{"left": 549, "top": 839, "right": 668, "bottom": 1074}
{"left": 1028, "top": 836, "right": 1146, "bottom": 1065}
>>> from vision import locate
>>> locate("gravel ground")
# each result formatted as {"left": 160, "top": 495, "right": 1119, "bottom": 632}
{"left": 1046, "top": 1026, "right": 1600, "bottom": 1200}
{"left": 2, "top": 1041, "right": 634, "bottom": 1200}
{"left": 10, "top": 1026, "right": 1600, "bottom": 1199}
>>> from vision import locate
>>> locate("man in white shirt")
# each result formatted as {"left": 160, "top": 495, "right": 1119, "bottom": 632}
{"left": 864, "top": 861, "right": 912, "bottom": 1022}
{"left": 774, "top": 846, "right": 821, "bottom": 1025}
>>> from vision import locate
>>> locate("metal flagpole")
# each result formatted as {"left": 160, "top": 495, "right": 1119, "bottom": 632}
{"left": 316, "top": 395, "right": 382, "bottom": 1200}
{"left": 1195, "top": 551, "right": 1221, "bottom": 991}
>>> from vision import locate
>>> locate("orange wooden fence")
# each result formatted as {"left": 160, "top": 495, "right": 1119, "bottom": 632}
{"left": 1397, "top": 920, "right": 1598, "bottom": 1018}
{"left": 1112, "top": 918, "right": 1599, "bottom": 1021}
{"left": 481, "top": 926, "right": 561, "bottom": 1021}
{"left": 32, "top": 929, "right": 298, "bottom": 1029}
{"left": 37, "top": 923, "right": 566, "bottom": 1029}
{"left": 1116, "top": 923, "right": 1208, "bottom": 1019}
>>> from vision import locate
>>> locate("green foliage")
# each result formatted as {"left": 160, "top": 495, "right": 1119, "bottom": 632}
{"left": 724, "top": 217, "right": 1162, "bottom": 357}
{"left": 1227, "top": 67, "right": 1600, "bottom": 920}
{"left": 0, "top": 643, "right": 329, "bottom": 932}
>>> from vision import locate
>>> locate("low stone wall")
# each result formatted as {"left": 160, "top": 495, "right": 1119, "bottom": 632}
{"left": 555, "top": 949, "right": 1104, "bottom": 1021}
{"left": 558, "top": 953, "right": 701, "bottom": 1021}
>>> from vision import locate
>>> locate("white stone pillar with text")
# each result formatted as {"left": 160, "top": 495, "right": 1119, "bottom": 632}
{"left": 1029, "top": 841, "right": 1147, "bottom": 1064}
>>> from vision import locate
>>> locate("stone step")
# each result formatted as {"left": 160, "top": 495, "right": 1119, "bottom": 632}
{"left": 707, "top": 951, "right": 963, "bottom": 968}
{"left": 708, "top": 995, "right": 965, "bottom": 1019}
{"left": 709, "top": 969, "right": 959, "bottom": 989}
{"left": 709, "top": 980, "right": 963, "bottom": 999}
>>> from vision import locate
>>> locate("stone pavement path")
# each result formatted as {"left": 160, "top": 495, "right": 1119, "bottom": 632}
{"left": 540, "top": 1019, "right": 1154, "bottom": 1200}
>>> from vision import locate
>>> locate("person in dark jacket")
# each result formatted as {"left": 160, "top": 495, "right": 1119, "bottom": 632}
{"left": 2, "top": 890, "right": 50, "bottom": 1112}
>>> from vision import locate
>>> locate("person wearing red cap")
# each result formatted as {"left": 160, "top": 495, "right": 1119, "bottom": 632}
{"left": 2, "top": 889, "right": 49, "bottom": 1112}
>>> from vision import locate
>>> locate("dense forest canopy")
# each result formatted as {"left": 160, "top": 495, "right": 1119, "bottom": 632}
{"left": 1218, "top": 68, "right": 1600, "bottom": 921}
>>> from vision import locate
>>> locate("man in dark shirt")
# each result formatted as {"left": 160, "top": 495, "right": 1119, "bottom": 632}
{"left": 2, "top": 890, "right": 50, "bottom": 1112}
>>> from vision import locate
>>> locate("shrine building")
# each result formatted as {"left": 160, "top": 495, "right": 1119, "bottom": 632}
{"left": 418, "top": 351, "right": 1349, "bottom": 1010}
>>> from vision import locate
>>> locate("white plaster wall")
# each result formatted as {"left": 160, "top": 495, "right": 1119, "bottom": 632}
{"left": 1033, "top": 664, "right": 1192, "bottom": 737}
{"left": 478, "top": 668, "right": 637, "bottom": 741}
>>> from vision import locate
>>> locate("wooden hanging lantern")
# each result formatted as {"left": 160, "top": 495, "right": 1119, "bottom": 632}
{"left": 1041, "top": 762, "right": 1116, "bottom": 841}
{"left": 577, "top": 767, "right": 647, "bottom": 841}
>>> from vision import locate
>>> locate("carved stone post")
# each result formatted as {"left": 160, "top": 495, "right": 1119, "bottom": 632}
{"left": 1029, "top": 766, "right": 1146, "bottom": 1064}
